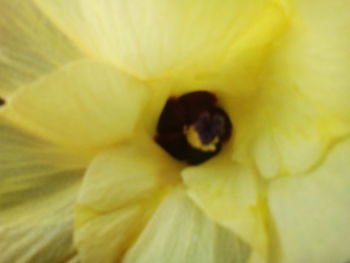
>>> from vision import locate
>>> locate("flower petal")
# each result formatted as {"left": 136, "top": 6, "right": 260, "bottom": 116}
{"left": 2, "top": 59, "right": 150, "bottom": 151}
{"left": 0, "top": 120, "right": 87, "bottom": 262}
{"left": 33, "top": 0, "right": 269, "bottom": 79}
{"left": 67, "top": 255, "right": 81, "bottom": 263}
{"left": 75, "top": 205, "right": 146, "bottom": 263}
{"left": 224, "top": 0, "right": 350, "bottom": 179}
{"left": 124, "top": 188, "right": 250, "bottom": 263}
{"left": 76, "top": 135, "right": 180, "bottom": 213}
{"left": 182, "top": 158, "right": 268, "bottom": 261}
{"left": 0, "top": 0, "right": 82, "bottom": 97}
{"left": 74, "top": 135, "right": 181, "bottom": 262}
{"left": 243, "top": 0, "right": 350, "bottom": 178}
{"left": 268, "top": 138, "right": 350, "bottom": 263}
{"left": 226, "top": 35, "right": 350, "bottom": 178}
{"left": 231, "top": 89, "right": 349, "bottom": 179}
{"left": 263, "top": 0, "right": 350, "bottom": 120}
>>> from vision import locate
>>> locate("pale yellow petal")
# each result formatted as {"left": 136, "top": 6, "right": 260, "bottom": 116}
{"left": 228, "top": 79, "right": 350, "bottom": 179}
{"left": 124, "top": 188, "right": 250, "bottom": 263}
{"left": 33, "top": 0, "right": 269, "bottom": 79}
{"left": 164, "top": 2, "right": 288, "bottom": 102}
{"left": 76, "top": 135, "right": 180, "bottom": 213}
{"left": 268, "top": 138, "right": 350, "bottom": 263}
{"left": 242, "top": 0, "right": 350, "bottom": 178}
{"left": 66, "top": 254, "right": 81, "bottom": 263}
{"left": 0, "top": 120, "right": 87, "bottom": 262}
{"left": 215, "top": 0, "right": 350, "bottom": 179}
{"left": 74, "top": 205, "right": 145, "bottom": 263}
{"left": 1, "top": 59, "right": 150, "bottom": 151}
{"left": 1, "top": 221, "right": 76, "bottom": 263}
{"left": 182, "top": 158, "right": 268, "bottom": 261}
{"left": 0, "top": 0, "right": 82, "bottom": 97}
{"left": 75, "top": 135, "right": 180, "bottom": 262}
{"left": 262, "top": 0, "right": 350, "bottom": 120}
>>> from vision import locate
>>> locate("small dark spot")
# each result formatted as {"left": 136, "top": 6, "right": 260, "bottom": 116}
{"left": 0, "top": 97, "right": 5, "bottom": 107}
{"left": 155, "top": 91, "right": 232, "bottom": 165}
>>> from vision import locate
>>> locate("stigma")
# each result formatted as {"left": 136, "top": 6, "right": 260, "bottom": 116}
{"left": 155, "top": 91, "right": 232, "bottom": 165}
{"left": 184, "top": 111, "right": 227, "bottom": 152}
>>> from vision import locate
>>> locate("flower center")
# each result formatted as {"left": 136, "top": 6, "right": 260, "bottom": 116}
{"left": 155, "top": 91, "right": 232, "bottom": 165}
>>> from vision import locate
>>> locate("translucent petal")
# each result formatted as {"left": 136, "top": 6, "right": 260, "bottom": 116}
{"left": 33, "top": 0, "right": 270, "bottom": 79}
{"left": 0, "top": 0, "right": 82, "bottom": 97}
{"left": 268, "top": 138, "right": 350, "bottom": 263}
{"left": 262, "top": 0, "right": 350, "bottom": 120}
{"left": 2, "top": 59, "right": 150, "bottom": 151}
{"left": 76, "top": 135, "right": 180, "bottom": 213}
{"left": 75, "top": 135, "right": 180, "bottom": 262}
{"left": 75, "top": 205, "right": 145, "bottom": 263}
{"left": 66, "top": 254, "right": 81, "bottom": 263}
{"left": 229, "top": 81, "right": 350, "bottom": 179}
{"left": 225, "top": 0, "right": 350, "bottom": 179}
{"left": 124, "top": 188, "right": 251, "bottom": 263}
{"left": 169, "top": 1, "right": 288, "bottom": 97}
{"left": 0, "top": 120, "right": 87, "bottom": 262}
{"left": 182, "top": 158, "right": 268, "bottom": 261}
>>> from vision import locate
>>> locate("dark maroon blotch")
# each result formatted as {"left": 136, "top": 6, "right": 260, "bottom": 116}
{"left": 154, "top": 91, "right": 232, "bottom": 165}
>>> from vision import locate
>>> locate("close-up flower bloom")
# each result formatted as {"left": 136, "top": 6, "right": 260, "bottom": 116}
{"left": 1, "top": 0, "right": 350, "bottom": 262}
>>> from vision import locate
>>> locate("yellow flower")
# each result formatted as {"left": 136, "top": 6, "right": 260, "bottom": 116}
{"left": 1, "top": 0, "right": 350, "bottom": 263}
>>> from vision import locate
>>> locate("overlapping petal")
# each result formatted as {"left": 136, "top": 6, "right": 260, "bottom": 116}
{"left": 0, "top": 0, "right": 82, "bottom": 97}
{"left": 263, "top": 0, "right": 350, "bottom": 120}
{"left": 231, "top": 0, "right": 350, "bottom": 178}
{"left": 1, "top": 1, "right": 349, "bottom": 263}
{"left": 1, "top": 59, "right": 150, "bottom": 151}
{"left": 229, "top": 86, "right": 350, "bottom": 179}
{"left": 124, "top": 188, "right": 250, "bottom": 263}
{"left": 268, "top": 138, "right": 350, "bottom": 263}
{"left": 0, "top": 120, "right": 88, "bottom": 262}
{"left": 182, "top": 157, "right": 268, "bottom": 262}
{"left": 74, "top": 136, "right": 181, "bottom": 263}
{"left": 33, "top": 0, "right": 270, "bottom": 80}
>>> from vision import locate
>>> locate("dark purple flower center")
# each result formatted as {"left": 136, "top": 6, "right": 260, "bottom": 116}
{"left": 154, "top": 91, "right": 232, "bottom": 165}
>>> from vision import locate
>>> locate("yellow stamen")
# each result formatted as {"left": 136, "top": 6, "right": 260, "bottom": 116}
{"left": 183, "top": 126, "right": 219, "bottom": 152}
